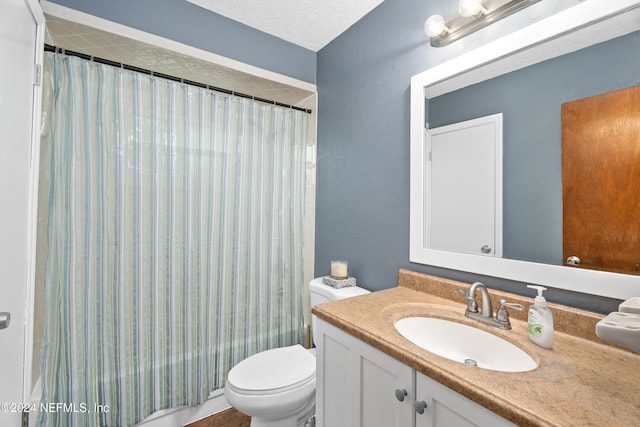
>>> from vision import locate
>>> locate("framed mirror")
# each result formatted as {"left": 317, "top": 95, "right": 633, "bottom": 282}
{"left": 410, "top": 0, "right": 640, "bottom": 299}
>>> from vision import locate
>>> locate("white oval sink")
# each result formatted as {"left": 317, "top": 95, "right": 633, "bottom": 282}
{"left": 394, "top": 317, "right": 537, "bottom": 372}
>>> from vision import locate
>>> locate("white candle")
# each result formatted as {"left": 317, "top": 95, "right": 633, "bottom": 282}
{"left": 331, "top": 260, "right": 348, "bottom": 279}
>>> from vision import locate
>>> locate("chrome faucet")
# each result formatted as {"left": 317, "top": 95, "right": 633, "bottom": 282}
{"left": 455, "top": 282, "right": 523, "bottom": 330}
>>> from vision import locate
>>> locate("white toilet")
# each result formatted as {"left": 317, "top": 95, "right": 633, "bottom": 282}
{"left": 224, "top": 277, "right": 370, "bottom": 427}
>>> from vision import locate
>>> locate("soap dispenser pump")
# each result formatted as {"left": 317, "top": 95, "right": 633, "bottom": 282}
{"left": 527, "top": 285, "right": 554, "bottom": 349}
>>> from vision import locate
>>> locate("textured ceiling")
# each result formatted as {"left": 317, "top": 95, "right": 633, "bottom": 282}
{"left": 187, "top": 0, "right": 385, "bottom": 51}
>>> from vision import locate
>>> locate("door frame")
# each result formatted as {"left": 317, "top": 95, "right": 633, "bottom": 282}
{"left": 21, "top": 0, "right": 45, "bottom": 404}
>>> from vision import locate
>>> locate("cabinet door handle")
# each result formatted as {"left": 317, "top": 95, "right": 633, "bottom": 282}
{"left": 414, "top": 400, "right": 428, "bottom": 414}
{"left": 394, "top": 388, "right": 407, "bottom": 402}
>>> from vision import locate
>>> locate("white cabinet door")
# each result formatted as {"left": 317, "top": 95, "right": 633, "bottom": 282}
{"left": 0, "top": 0, "right": 44, "bottom": 425}
{"left": 315, "top": 319, "right": 413, "bottom": 427}
{"left": 359, "top": 340, "right": 414, "bottom": 427}
{"left": 315, "top": 319, "right": 356, "bottom": 427}
{"left": 414, "top": 371, "right": 515, "bottom": 427}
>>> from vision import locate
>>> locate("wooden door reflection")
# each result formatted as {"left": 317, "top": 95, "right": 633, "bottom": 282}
{"left": 562, "top": 85, "right": 640, "bottom": 275}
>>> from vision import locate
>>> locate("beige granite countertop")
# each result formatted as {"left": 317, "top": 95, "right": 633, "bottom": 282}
{"left": 312, "top": 269, "right": 640, "bottom": 427}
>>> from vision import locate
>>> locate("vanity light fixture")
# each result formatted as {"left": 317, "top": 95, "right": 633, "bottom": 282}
{"left": 425, "top": 0, "right": 540, "bottom": 47}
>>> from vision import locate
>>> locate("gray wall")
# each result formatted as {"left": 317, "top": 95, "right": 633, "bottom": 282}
{"left": 429, "top": 31, "right": 640, "bottom": 266}
{"left": 315, "top": 0, "right": 623, "bottom": 313}
{"left": 47, "top": 0, "right": 316, "bottom": 84}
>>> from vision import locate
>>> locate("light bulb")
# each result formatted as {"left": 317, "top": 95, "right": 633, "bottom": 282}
{"left": 424, "top": 15, "right": 447, "bottom": 38}
{"left": 458, "top": 0, "right": 487, "bottom": 17}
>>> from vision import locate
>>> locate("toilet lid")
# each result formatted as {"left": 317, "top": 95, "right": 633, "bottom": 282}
{"left": 227, "top": 345, "right": 316, "bottom": 394}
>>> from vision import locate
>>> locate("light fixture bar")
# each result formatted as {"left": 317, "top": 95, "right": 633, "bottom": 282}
{"left": 429, "top": 0, "right": 541, "bottom": 47}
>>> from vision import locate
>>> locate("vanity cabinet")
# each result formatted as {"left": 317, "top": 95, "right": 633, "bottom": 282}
{"left": 315, "top": 317, "right": 413, "bottom": 426}
{"left": 414, "top": 371, "right": 514, "bottom": 427}
{"left": 315, "top": 318, "right": 515, "bottom": 427}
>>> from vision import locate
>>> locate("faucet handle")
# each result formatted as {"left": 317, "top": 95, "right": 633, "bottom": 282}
{"left": 495, "top": 298, "right": 524, "bottom": 324}
{"left": 454, "top": 288, "right": 478, "bottom": 313}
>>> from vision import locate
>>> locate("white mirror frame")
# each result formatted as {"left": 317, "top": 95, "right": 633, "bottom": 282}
{"left": 410, "top": 0, "right": 640, "bottom": 300}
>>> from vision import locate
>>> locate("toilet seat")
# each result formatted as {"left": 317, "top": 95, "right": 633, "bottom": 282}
{"left": 226, "top": 344, "right": 316, "bottom": 396}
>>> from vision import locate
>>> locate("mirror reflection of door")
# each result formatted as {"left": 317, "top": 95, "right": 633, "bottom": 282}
{"left": 426, "top": 113, "right": 502, "bottom": 257}
{"left": 562, "top": 85, "right": 640, "bottom": 275}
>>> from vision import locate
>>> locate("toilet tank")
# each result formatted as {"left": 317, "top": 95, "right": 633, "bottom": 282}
{"left": 309, "top": 277, "right": 370, "bottom": 345}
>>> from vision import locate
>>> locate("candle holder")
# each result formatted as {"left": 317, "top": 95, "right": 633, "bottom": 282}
{"left": 330, "top": 260, "right": 348, "bottom": 279}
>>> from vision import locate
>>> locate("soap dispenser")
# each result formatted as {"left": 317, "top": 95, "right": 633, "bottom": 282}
{"left": 527, "top": 285, "right": 554, "bottom": 349}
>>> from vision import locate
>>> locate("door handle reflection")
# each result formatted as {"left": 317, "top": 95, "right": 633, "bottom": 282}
{"left": 566, "top": 256, "right": 582, "bottom": 265}
{"left": 0, "top": 312, "right": 10, "bottom": 330}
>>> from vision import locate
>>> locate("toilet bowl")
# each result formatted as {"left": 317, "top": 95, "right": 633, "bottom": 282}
{"left": 225, "top": 345, "right": 316, "bottom": 427}
{"left": 224, "top": 278, "right": 370, "bottom": 427}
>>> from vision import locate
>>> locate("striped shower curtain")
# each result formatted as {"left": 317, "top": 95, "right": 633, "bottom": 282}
{"left": 38, "top": 52, "right": 308, "bottom": 426}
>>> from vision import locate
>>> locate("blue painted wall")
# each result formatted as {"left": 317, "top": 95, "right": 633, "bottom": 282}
{"left": 315, "top": 0, "right": 622, "bottom": 313}
{"left": 47, "top": 0, "right": 316, "bottom": 84}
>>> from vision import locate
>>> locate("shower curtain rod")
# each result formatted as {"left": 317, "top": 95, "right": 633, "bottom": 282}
{"left": 44, "top": 43, "right": 312, "bottom": 114}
